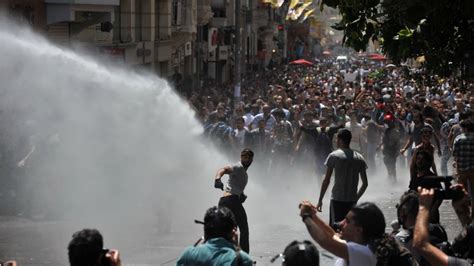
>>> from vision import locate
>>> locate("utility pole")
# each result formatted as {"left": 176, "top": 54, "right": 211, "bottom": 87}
{"left": 234, "top": 0, "right": 242, "bottom": 106}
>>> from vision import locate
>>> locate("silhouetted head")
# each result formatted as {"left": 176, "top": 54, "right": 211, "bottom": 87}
{"left": 341, "top": 202, "right": 385, "bottom": 244}
{"left": 203, "top": 206, "right": 237, "bottom": 242}
{"left": 241, "top": 148, "right": 254, "bottom": 168}
{"left": 336, "top": 128, "right": 352, "bottom": 148}
{"left": 283, "top": 240, "right": 320, "bottom": 266}
{"left": 68, "top": 229, "right": 104, "bottom": 266}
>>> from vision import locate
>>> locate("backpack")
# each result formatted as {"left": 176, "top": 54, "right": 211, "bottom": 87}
{"left": 394, "top": 242, "right": 419, "bottom": 266}
{"left": 373, "top": 235, "right": 419, "bottom": 266}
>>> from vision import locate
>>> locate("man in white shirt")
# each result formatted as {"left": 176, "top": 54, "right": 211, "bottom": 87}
{"left": 252, "top": 104, "right": 276, "bottom": 131}
{"left": 232, "top": 117, "right": 249, "bottom": 151}
{"left": 299, "top": 201, "right": 387, "bottom": 266}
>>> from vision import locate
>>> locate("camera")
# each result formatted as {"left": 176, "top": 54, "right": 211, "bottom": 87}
{"left": 332, "top": 221, "right": 343, "bottom": 232}
{"left": 100, "top": 249, "right": 112, "bottom": 266}
{"left": 214, "top": 179, "right": 224, "bottom": 190}
{"left": 413, "top": 176, "right": 464, "bottom": 200}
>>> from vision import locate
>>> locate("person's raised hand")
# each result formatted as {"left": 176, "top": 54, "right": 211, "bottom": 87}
{"left": 417, "top": 187, "right": 434, "bottom": 209}
{"left": 299, "top": 200, "right": 317, "bottom": 218}
{"left": 106, "top": 249, "right": 121, "bottom": 266}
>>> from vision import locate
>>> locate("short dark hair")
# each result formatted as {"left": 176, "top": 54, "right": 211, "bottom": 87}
{"left": 351, "top": 202, "right": 386, "bottom": 243}
{"left": 397, "top": 191, "right": 419, "bottom": 228}
{"left": 203, "top": 206, "right": 237, "bottom": 241}
{"left": 420, "top": 125, "right": 434, "bottom": 134}
{"left": 459, "top": 110, "right": 472, "bottom": 121}
{"left": 272, "top": 109, "right": 285, "bottom": 118}
{"left": 241, "top": 148, "right": 254, "bottom": 158}
{"left": 283, "top": 240, "right": 320, "bottom": 266}
{"left": 460, "top": 119, "right": 474, "bottom": 132}
{"left": 337, "top": 128, "right": 352, "bottom": 146}
{"left": 68, "top": 229, "right": 103, "bottom": 266}
{"left": 234, "top": 117, "right": 245, "bottom": 123}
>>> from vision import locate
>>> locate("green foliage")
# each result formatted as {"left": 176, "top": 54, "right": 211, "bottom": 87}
{"left": 321, "top": 0, "right": 474, "bottom": 77}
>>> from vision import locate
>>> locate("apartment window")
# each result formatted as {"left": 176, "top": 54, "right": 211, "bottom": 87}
{"left": 135, "top": 0, "right": 142, "bottom": 41}
{"left": 172, "top": 0, "right": 182, "bottom": 26}
{"left": 211, "top": 0, "right": 226, "bottom": 18}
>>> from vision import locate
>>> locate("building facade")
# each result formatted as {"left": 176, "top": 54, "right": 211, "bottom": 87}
{"left": 1, "top": 0, "right": 287, "bottom": 85}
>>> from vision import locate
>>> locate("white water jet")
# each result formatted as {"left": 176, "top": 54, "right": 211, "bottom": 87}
{"left": 0, "top": 16, "right": 229, "bottom": 240}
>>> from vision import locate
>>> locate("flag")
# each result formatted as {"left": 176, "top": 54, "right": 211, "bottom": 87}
{"left": 289, "top": 0, "right": 300, "bottom": 9}
{"left": 286, "top": 0, "right": 300, "bottom": 20}
{"left": 287, "top": 1, "right": 312, "bottom": 20}
{"left": 262, "top": 0, "right": 285, "bottom": 8}
{"left": 301, "top": 8, "right": 314, "bottom": 21}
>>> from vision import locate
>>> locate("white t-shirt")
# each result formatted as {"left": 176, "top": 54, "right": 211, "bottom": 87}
{"left": 243, "top": 113, "right": 254, "bottom": 128}
{"left": 233, "top": 128, "right": 248, "bottom": 147}
{"left": 335, "top": 242, "right": 376, "bottom": 266}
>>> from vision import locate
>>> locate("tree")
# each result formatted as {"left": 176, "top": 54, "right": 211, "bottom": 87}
{"left": 322, "top": 0, "right": 474, "bottom": 77}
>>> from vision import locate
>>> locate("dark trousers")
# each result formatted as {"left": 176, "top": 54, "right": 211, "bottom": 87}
{"left": 218, "top": 195, "right": 249, "bottom": 253}
{"left": 383, "top": 152, "right": 398, "bottom": 180}
{"left": 330, "top": 200, "right": 356, "bottom": 229}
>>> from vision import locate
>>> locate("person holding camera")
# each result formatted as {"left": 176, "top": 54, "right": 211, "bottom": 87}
{"left": 316, "top": 128, "right": 368, "bottom": 228}
{"left": 177, "top": 206, "right": 253, "bottom": 265}
{"left": 299, "top": 200, "right": 414, "bottom": 266}
{"left": 67, "top": 229, "right": 121, "bottom": 266}
{"left": 410, "top": 126, "right": 439, "bottom": 179}
{"left": 413, "top": 187, "right": 473, "bottom": 266}
{"left": 214, "top": 148, "right": 254, "bottom": 253}
{"left": 394, "top": 190, "right": 450, "bottom": 264}
{"left": 409, "top": 148, "right": 443, "bottom": 223}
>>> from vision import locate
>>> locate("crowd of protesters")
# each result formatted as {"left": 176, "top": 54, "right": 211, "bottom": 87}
{"left": 175, "top": 54, "right": 474, "bottom": 265}
{"left": 2, "top": 53, "right": 474, "bottom": 265}
{"left": 190, "top": 56, "right": 472, "bottom": 181}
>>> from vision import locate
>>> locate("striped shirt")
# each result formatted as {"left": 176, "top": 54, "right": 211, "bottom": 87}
{"left": 453, "top": 133, "right": 474, "bottom": 171}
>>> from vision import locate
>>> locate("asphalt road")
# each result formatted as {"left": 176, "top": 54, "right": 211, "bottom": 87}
{"left": 0, "top": 163, "right": 463, "bottom": 265}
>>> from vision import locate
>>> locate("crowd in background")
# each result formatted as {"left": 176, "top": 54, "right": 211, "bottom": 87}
{"left": 1, "top": 53, "right": 474, "bottom": 265}
{"left": 184, "top": 56, "right": 473, "bottom": 182}
{"left": 173, "top": 55, "right": 474, "bottom": 265}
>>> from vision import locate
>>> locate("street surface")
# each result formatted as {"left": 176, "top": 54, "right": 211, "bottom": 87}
{"left": 0, "top": 165, "right": 463, "bottom": 266}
